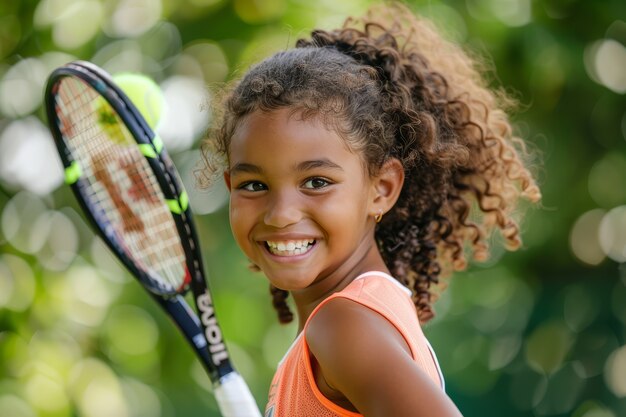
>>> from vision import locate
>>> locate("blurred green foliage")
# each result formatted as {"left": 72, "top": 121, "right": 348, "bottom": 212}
{"left": 0, "top": 0, "right": 625, "bottom": 416}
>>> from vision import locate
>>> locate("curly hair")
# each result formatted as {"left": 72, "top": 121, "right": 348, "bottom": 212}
{"left": 201, "top": 3, "right": 541, "bottom": 324}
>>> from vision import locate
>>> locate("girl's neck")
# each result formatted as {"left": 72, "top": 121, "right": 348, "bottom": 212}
{"left": 290, "top": 242, "right": 389, "bottom": 332}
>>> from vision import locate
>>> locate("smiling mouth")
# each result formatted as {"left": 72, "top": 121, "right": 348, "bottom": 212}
{"left": 265, "top": 239, "right": 316, "bottom": 256}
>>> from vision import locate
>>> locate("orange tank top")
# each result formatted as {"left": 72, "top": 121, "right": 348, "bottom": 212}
{"left": 264, "top": 271, "right": 445, "bottom": 417}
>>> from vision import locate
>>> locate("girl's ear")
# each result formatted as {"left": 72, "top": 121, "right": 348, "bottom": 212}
{"left": 223, "top": 171, "right": 232, "bottom": 191}
{"left": 370, "top": 158, "right": 404, "bottom": 216}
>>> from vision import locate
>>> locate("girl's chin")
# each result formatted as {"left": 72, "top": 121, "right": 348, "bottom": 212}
{"left": 262, "top": 271, "right": 317, "bottom": 292}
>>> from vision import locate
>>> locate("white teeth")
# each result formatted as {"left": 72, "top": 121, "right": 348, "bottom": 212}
{"left": 266, "top": 239, "right": 315, "bottom": 256}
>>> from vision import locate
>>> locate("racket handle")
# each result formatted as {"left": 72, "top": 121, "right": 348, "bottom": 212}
{"left": 215, "top": 372, "right": 263, "bottom": 417}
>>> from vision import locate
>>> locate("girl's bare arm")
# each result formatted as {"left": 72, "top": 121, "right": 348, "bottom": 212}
{"left": 306, "top": 298, "right": 463, "bottom": 417}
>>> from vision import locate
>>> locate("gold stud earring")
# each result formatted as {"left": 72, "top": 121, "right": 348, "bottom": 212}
{"left": 374, "top": 209, "right": 383, "bottom": 223}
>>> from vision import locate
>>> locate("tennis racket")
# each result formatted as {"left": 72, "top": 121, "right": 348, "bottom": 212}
{"left": 44, "top": 61, "right": 261, "bottom": 417}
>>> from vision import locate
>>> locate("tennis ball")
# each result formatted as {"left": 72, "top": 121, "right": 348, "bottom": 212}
{"left": 113, "top": 72, "right": 165, "bottom": 130}
{"left": 94, "top": 72, "right": 165, "bottom": 144}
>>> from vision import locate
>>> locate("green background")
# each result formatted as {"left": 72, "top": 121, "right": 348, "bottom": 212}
{"left": 0, "top": 0, "right": 625, "bottom": 416}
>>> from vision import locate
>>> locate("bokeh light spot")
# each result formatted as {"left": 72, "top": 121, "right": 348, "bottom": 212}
{"left": 585, "top": 39, "right": 626, "bottom": 94}
{"left": 563, "top": 285, "right": 597, "bottom": 332}
{"left": 581, "top": 410, "right": 616, "bottom": 417}
{"left": 53, "top": 0, "right": 104, "bottom": 49}
{"left": 176, "top": 41, "right": 229, "bottom": 83}
{"left": 0, "top": 394, "right": 36, "bottom": 417}
{"left": 598, "top": 205, "right": 626, "bottom": 263}
{"left": 34, "top": 0, "right": 75, "bottom": 27}
{"left": 588, "top": 152, "right": 626, "bottom": 208}
{"left": 103, "top": 305, "right": 159, "bottom": 356}
{"left": 24, "top": 371, "right": 69, "bottom": 414}
{"left": 0, "top": 59, "right": 47, "bottom": 117}
{"left": 119, "top": 378, "right": 162, "bottom": 417}
{"left": 572, "top": 402, "right": 617, "bottom": 417}
{"left": 136, "top": 21, "right": 183, "bottom": 65}
{"left": 488, "top": 0, "right": 532, "bottom": 27}
{"left": 233, "top": 0, "right": 286, "bottom": 24}
{"left": 34, "top": 0, "right": 104, "bottom": 49}
{"left": 449, "top": 334, "right": 487, "bottom": 373}
{"left": 28, "top": 330, "right": 84, "bottom": 379}
{"left": 68, "top": 358, "right": 130, "bottom": 417}
{"left": 534, "top": 362, "right": 586, "bottom": 415}
{"left": 0, "top": 118, "right": 64, "bottom": 195}
{"left": 488, "top": 335, "right": 522, "bottom": 370}
{"left": 89, "top": 238, "right": 128, "bottom": 284}
{"left": 570, "top": 209, "right": 607, "bottom": 266}
{"left": 574, "top": 329, "right": 620, "bottom": 379}
{"left": 525, "top": 320, "right": 573, "bottom": 374}
{"left": 91, "top": 40, "right": 145, "bottom": 75}
{"left": 158, "top": 76, "right": 211, "bottom": 151}
{"left": 1, "top": 191, "right": 47, "bottom": 253}
{"left": 0, "top": 254, "right": 36, "bottom": 312}
{"left": 47, "top": 264, "right": 117, "bottom": 328}
{"left": 605, "top": 344, "right": 626, "bottom": 397}
{"left": 33, "top": 210, "right": 79, "bottom": 271}
{"left": 40, "top": 51, "right": 78, "bottom": 74}
{"left": 447, "top": 334, "right": 499, "bottom": 395}
{"left": 105, "top": 0, "right": 162, "bottom": 38}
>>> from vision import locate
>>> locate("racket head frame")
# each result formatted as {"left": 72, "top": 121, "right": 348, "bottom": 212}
{"left": 45, "top": 61, "right": 203, "bottom": 297}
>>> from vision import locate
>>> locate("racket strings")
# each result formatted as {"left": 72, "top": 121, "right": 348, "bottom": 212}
{"left": 56, "top": 77, "right": 188, "bottom": 292}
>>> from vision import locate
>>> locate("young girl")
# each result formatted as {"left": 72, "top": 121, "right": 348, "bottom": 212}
{"left": 202, "top": 3, "right": 540, "bottom": 416}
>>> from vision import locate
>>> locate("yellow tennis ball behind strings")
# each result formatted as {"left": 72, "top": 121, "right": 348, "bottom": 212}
{"left": 95, "top": 73, "right": 165, "bottom": 144}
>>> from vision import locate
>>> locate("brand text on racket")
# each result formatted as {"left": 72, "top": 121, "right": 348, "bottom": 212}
{"left": 197, "top": 291, "right": 229, "bottom": 365}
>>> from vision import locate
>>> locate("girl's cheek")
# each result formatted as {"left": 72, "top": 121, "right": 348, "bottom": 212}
{"left": 229, "top": 196, "right": 253, "bottom": 219}
{"left": 229, "top": 197, "right": 258, "bottom": 242}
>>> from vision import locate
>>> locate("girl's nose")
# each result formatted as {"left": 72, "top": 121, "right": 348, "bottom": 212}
{"left": 263, "top": 191, "right": 302, "bottom": 228}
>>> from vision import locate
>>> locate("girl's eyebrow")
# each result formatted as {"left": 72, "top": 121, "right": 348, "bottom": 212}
{"left": 296, "top": 159, "right": 343, "bottom": 172}
{"left": 229, "top": 163, "right": 262, "bottom": 175}
{"left": 230, "top": 159, "right": 343, "bottom": 175}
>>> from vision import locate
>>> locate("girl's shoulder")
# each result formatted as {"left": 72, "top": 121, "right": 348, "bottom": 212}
{"left": 304, "top": 271, "right": 415, "bottom": 383}
{"left": 304, "top": 271, "right": 415, "bottom": 374}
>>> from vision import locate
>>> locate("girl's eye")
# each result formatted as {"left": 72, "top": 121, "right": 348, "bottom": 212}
{"left": 303, "top": 177, "right": 331, "bottom": 189}
{"left": 240, "top": 181, "right": 267, "bottom": 192}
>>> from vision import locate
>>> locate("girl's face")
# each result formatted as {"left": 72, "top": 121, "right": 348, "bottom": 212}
{"left": 225, "top": 108, "right": 382, "bottom": 292}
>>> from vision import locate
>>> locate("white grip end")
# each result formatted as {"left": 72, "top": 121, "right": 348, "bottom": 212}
{"left": 214, "top": 372, "right": 263, "bottom": 417}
